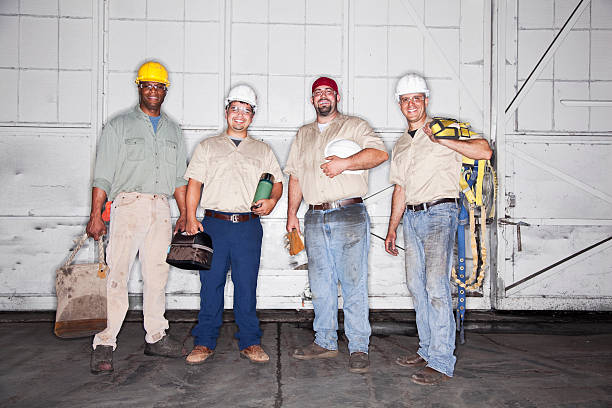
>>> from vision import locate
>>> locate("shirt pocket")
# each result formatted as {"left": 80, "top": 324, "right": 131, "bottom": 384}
{"left": 164, "top": 140, "right": 177, "bottom": 165}
{"left": 239, "top": 155, "right": 262, "bottom": 180}
{"left": 125, "top": 138, "right": 145, "bottom": 161}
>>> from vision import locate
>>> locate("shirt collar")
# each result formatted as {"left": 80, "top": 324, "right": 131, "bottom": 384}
{"left": 134, "top": 105, "right": 166, "bottom": 123}
{"left": 310, "top": 112, "right": 345, "bottom": 133}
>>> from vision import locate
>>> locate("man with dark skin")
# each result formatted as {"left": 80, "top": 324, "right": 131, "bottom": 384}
{"left": 87, "top": 61, "right": 188, "bottom": 374}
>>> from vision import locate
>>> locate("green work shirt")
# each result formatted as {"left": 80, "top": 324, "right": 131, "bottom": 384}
{"left": 93, "top": 105, "right": 188, "bottom": 201}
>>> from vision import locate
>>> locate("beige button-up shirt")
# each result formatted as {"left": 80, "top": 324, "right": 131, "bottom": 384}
{"left": 184, "top": 133, "right": 284, "bottom": 213}
{"left": 389, "top": 120, "right": 483, "bottom": 205}
{"left": 284, "top": 114, "right": 385, "bottom": 205}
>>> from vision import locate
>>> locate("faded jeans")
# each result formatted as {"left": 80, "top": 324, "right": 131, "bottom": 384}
{"left": 93, "top": 192, "right": 171, "bottom": 350}
{"left": 304, "top": 203, "right": 371, "bottom": 354}
{"left": 402, "top": 201, "right": 458, "bottom": 377}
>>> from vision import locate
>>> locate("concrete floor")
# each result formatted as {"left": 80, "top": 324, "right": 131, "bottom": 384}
{"left": 1, "top": 321, "right": 611, "bottom": 407}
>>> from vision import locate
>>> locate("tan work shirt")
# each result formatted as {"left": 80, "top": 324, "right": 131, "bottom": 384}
{"left": 284, "top": 114, "right": 385, "bottom": 205}
{"left": 184, "top": 133, "right": 284, "bottom": 213}
{"left": 389, "top": 120, "right": 483, "bottom": 205}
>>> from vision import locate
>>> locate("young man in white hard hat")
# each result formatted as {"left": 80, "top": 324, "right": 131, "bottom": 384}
{"left": 285, "top": 77, "right": 388, "bottom": 373}
{"left": 87, "top": 61, "right": 189, "bottom": 374}
{"left": 384, "top": 73, "right": 492, "bottom": 385}
{"left": 183, "top": 84, "right": 283, "bottom": 365}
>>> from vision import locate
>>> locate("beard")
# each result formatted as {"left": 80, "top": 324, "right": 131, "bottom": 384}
{"left": 315, "top": 99, "right": 335, "bottom": 116}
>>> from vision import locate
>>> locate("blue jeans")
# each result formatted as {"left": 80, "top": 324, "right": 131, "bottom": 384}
{"left": 304, "top": 203, "right": 371, "bottom": 354}
{"left": 191, "top": 212, "right": 263, "bottom": 350}
{"left": 402, "top": 202, "right": 458, "bottom": 377}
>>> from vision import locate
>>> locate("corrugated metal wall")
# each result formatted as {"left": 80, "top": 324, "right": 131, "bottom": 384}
{"left": 1, "top": 0, "right": 610, "bottom": 311}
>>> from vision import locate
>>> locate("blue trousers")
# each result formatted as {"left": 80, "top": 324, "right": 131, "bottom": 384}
{"left": 304, "top": 203, "right": 372, "bottom": 354}
{"left": 402, "top": 202, "right": 458, "bottom": 377}
{"left": 191, "top": 212, "right": 263, "bottom": 350}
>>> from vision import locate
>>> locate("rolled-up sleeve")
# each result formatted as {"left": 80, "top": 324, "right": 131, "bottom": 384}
{"left": 92, "top": 122, "right": 119, "bottom": 195}
{"left": 175, "top": 127, "right": 188, "bottom": 188}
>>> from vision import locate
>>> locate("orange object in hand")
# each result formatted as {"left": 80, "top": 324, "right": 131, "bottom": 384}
{"left": 286, "top": 229, "right": 305, "bottom": 256}
{"left": 101, "top": 201, "right": 112, "bottom": 222}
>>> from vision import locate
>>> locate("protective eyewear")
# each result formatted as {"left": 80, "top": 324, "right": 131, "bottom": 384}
{"left": 312, "top": 88, "right": 336, "bottom": 97}
{"left": 138, "top": 83, "right": 167, "bottom": 91}
{"left": 399, "top": 95, "right": 426, "bottom": 104}
{"left": 228, "top": 105, "right": 253, "bottom": 115}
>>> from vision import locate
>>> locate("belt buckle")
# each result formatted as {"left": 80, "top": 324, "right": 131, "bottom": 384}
{"left": 330, "top": 201, "right": 340, "bottom": 209}
{"left": 230, "top": 214, "right": 239, "bottom": 223}
{"left": 422, "top": 202, "right": 428, "bottom": 211}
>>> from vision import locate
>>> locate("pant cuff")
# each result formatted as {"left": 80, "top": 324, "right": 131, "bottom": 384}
{"left": 426, "top": 362, "right": 454, "bottom": 378}
{"left": 314, "top": 339, "right": 338, "bottom": 351}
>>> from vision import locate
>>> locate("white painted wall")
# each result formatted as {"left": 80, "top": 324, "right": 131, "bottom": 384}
{"left": 496, "top": 0, "right": 612, "bottom": 310}
{"left": 1, "top": 0, "right": 609, "bottom": 311}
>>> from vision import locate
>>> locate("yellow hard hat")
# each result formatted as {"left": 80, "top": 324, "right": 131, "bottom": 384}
{"left": 135, "top": 61, "right": 170, "bottom": 86}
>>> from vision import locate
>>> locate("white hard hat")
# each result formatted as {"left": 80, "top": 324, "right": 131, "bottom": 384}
{"left": 324, "top": 139, "right": 364, "bottom": 175}
{"left": 225, "top": 84, "right": 257, "bottom": 112}
{"left": 395, "top": 73, "right": 429, "bottom": 101}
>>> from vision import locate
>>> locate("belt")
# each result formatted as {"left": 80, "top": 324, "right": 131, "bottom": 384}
{"left": 309, "top": 197, "right": 363, "bottom": 211}
{"left": 406, "top": 198, "right": 457, "bottom": 212}
{"left": 204, "top": 210, "right": 259, "bottom": 223}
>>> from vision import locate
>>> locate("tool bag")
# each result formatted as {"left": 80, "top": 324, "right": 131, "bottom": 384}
{"left": 166, "top": 231, "right": 213, "bottom": 270}
{"left": 55, "top": 233, "right": 108, "bottom": 338}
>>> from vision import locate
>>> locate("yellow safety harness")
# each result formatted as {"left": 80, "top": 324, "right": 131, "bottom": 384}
{"left": 430, "top": 117, "right": 479, "bottom": 139}
{"left": 433, "top": 118, "right": 497, "bottom": 343}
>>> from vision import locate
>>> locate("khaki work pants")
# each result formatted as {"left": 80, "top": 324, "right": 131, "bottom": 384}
{"left": 93, "top": 192, "right": 172, "bottom": 350}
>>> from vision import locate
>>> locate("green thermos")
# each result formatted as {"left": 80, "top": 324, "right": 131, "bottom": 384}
{"left": 252, "top": 173, "right": 275, "bottom": 208}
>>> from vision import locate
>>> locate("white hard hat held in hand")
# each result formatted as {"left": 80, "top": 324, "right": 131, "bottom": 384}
{"left": 324, "top": 139, "right": 364, "bottom": 175}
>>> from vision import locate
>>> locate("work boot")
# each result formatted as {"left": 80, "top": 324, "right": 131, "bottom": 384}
{"left": 292, "top": 342, "right": 338, "bottom": 360}
{"left": 186, "top": 345, "right": 215, "bottom": 365}
{"left": 90, "top": 345, "right": 113, "bottom": 375}
{"left": 411, "top": 367, "right": 451, "bottom": 385}
{"left": 396, "top": 353, "right": 427, "bottom": 368}
{"left": 144, "top": 334, "right": 186, "bottom": 358}
{"left": 348, "top": 352, "right": 369, "bottom": 373}
{"left": 240, "top": 345, "right": 270, "bottom": 364}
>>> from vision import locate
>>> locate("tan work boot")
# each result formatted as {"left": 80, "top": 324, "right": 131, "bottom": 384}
{"left": 186, "top": 345, "right": 214, "bottom": 365}
{"left": 292, "top": 342, "right": 338, "bottom": 360}
{"left": 240, "top": 344, "right": 270, "bottom": 364}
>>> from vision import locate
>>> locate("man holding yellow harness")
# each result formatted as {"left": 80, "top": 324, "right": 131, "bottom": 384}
{"left": 384, "top": 73, "right": 492, "bottom": 385}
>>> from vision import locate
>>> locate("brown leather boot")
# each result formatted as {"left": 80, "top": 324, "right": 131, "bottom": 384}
{"left": 185, "top": 345, "right": 215, "bottom": 365}
{"left": 396, "top": 353, "right": 427, "bottom": 367}
{"left": 90, "top": 345, "right": 113, "bottom": 375}
{"left": 411, "top": 367, "right": 451, "bottom": 385}
{"left": 240, "top": 345, "right": 270, "bottom": 364}
{"left": 348, "top": 352, "right": 369, "bottom": 373}
{"left": 292, "top": 342, "right": 338, "bottom": 360}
